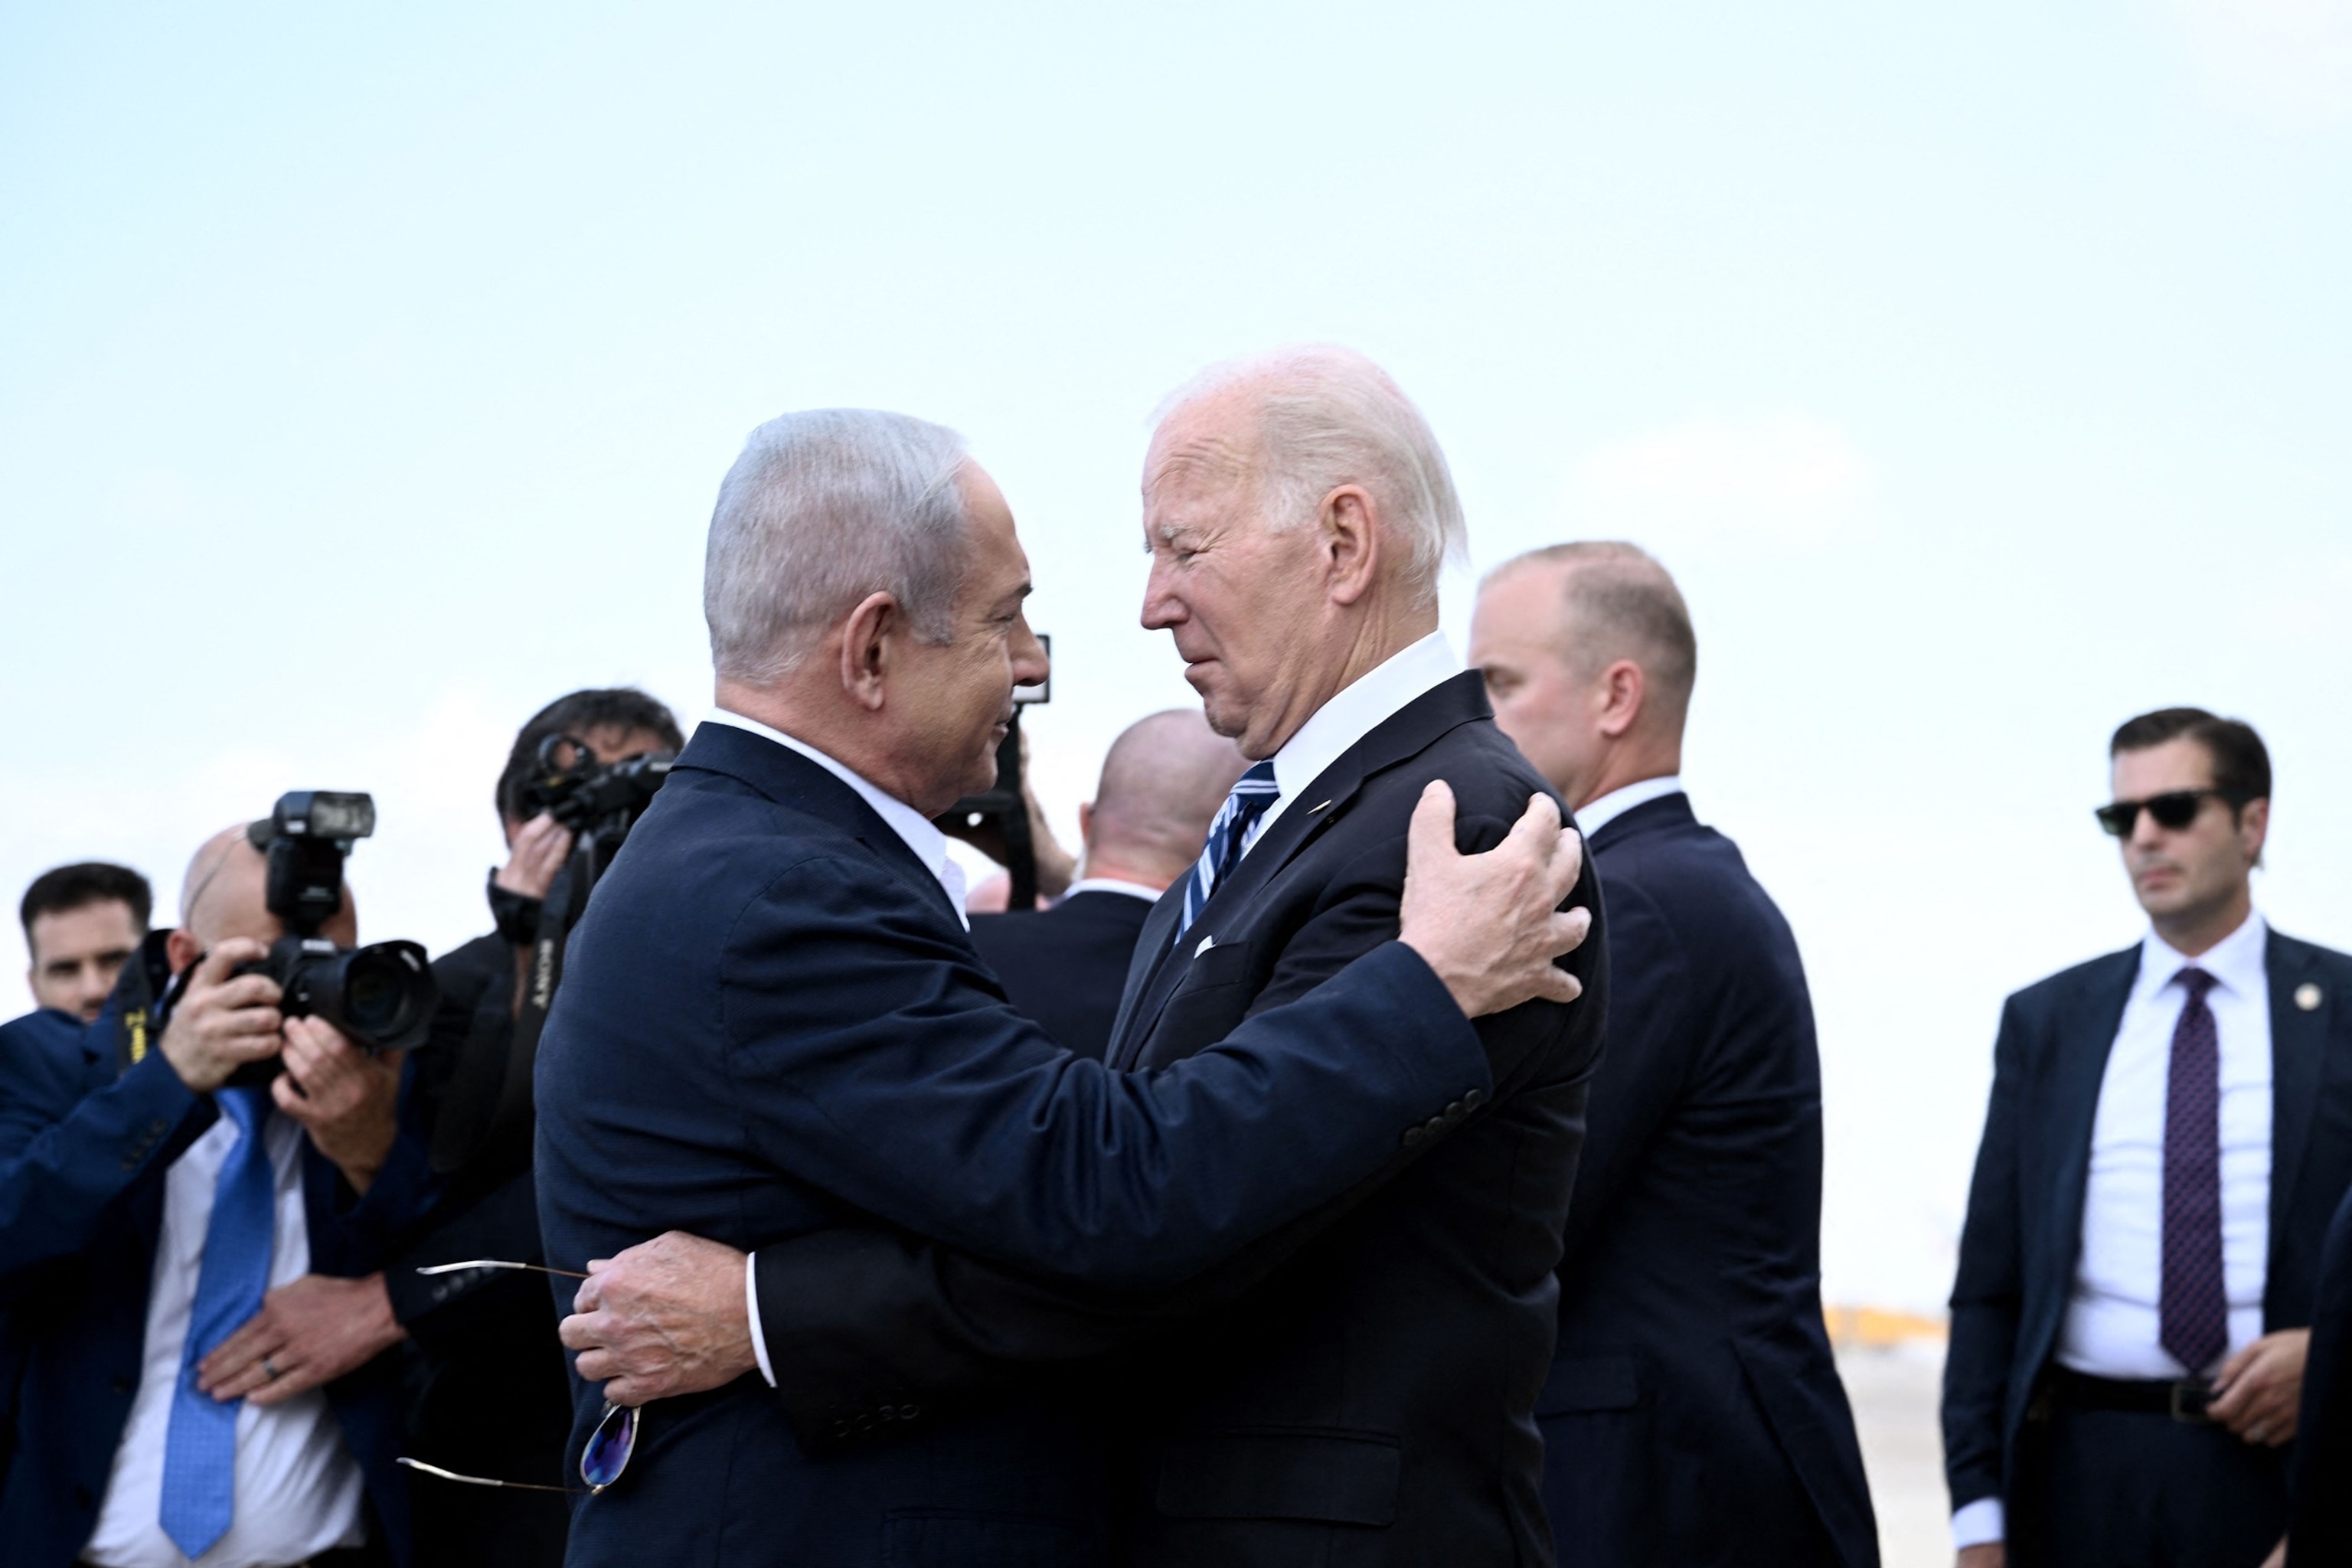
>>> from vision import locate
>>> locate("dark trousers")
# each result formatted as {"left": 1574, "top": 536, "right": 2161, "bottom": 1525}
{"left": 2016, "top": 1405, "right": 2288, "bottom": 1568}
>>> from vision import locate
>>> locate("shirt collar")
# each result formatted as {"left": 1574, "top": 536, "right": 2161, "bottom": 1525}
{"left": 698, "top": 710, "right": 969, "bottom": 929}
{"left": 1573, "top": 775, "right": 1686, "bottom": 840}
{"left": 1062, "top": 877, "right": 1165, "bottom": 904}
{"left": 1262, "top": 631, "right": 1461, "bottom": 829}
{"left": 2136, "top": 907, "right": 2267, "bottom": 1002}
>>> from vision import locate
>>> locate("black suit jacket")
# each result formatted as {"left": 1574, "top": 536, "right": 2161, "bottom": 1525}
{"left": 969, "top": 890, "right": 1157, "bottom": 1060}
{"left": 533, "top": 720, "right": 1517, "bottom": 1567}
{"left": 749, "top": 671, "right": 1607, "bottom": 1568}
{"left": 2287, "top": 1181, "right": 2352, "bottom": 1565}
{"left": 1943, "top": 929, "right": 2352, "bottom": 1519}
{"left": 1540, "top": 793, "right": 1877, "bottom": 1568}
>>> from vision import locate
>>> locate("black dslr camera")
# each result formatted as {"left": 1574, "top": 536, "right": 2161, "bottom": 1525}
{"left": 514, "top": 733, "right": 675, "bottom": 880}
{"left": 230, "top": 792, "right": 438, "bottom": 1074}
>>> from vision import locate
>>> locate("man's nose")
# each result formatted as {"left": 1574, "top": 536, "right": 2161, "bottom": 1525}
{"left": 1011, "top": 619, "right": 1050, "bottom": 688}
{"left": 1139, "top": 564, "right": 1183, "bottom": 630}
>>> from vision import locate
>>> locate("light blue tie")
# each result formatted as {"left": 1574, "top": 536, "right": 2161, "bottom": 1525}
{"left": 159, "top": 1087, "right": 276, "bottom": 1560}
{"left": 1176, "top": 761, "right": 1281, "bottom": 943}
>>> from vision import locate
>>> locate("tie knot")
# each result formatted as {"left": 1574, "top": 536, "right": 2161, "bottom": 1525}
{"left": 2175, "top": 966, "right": 2218, "bottom": 1001}
{"left": 1230, "top": 761, "right": 1279, "bottom": 800}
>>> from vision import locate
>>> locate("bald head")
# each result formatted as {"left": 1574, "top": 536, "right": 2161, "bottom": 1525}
{"left": 168, "top": 823, "right": 356, "bottom": 975}
{"left": 1081, "top": 710, "right": 1252, "bottom": 891}
{"left": 1470, "top": 542, "right": 1696, "bottom": 810}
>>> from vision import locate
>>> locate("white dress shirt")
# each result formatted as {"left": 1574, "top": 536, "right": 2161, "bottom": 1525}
{"left": 83, "top": 1112, "right": 366, "bottom": 1568}
{"left": 1061, "top": 877, "right": 1165, "bottom": 904}
{"left": 1241, "top": 631, "right": 1462, "bottom": 857}
{"left": 701, "top": 710, "right": 972, "bottom": 1387}
{"left": 1952, "top": 910, "right": 2274, "bottom": 1553}
{"left": 1573, "top": 775, "right": 1686, "bottom": 840}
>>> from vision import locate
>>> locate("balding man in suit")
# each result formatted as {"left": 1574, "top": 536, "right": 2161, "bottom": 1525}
{"left": 970, "top": 709, "right": 1248, "bottom": 1059}
{"left": 1472, "top": 541, "right": 1877, "bottom": 1567}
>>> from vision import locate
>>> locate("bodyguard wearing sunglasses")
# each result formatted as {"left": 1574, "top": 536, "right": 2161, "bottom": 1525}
{"left": 1944, "top": 707, "right": 2352, "bottom": 1567}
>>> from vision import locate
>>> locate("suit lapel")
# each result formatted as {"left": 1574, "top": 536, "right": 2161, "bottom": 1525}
{"left": 1103, "top": 671, "right": 1494, "bottom": 1069}
{"left": 2046, "top": 949, "right": 2140, "bottom": 1305}
{"left": 2267, "top": 932, "right": 2328, "bottom": 1272}
{"left": 1107, "top": 887, "right": 1187, "bottom": 1065}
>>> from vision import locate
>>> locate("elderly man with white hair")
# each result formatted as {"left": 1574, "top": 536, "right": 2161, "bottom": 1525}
{"left": 534, "top": 389, "right": 1596, "bottom": 1567}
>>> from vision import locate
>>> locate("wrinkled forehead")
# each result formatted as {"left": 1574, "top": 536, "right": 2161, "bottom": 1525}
{"left": 1144, "top": 392, "right": 1263, "bottom": 505}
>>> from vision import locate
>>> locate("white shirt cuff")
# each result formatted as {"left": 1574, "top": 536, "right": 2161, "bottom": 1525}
{"left": 745, "top": 1249, "right": 776, "bottom": 1387}
{"left": 1952, "top": 1496, "right": 2004, "bottom": 1550}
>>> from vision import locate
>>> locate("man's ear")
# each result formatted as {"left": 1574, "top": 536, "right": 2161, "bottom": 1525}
{"left": 165, "top": 928, "right": 203, "bottom": 978}
{"left": 2240, "top": 796, "right": 2271, "bottom": 870}
{"left": 1077, "top": 800, "right": 1096, "bottom": 848}
{"left": 1319, "top": 485, "right": 1381, "bottom": 606}
{"left": 1595, "top": 659, "right": 1647, "bottom": 740}
{"left": 837, "top": 591, "right": 902, "bottom": 713}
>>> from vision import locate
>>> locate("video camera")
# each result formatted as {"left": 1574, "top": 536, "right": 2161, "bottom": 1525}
{"left": 227, "top": 791, "right": 438, "bottom": 1079}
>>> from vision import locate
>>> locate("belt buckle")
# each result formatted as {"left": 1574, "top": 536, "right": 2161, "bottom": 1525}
{"left": 2170, "top": 1380, "right": 2215, "bottom": 1423}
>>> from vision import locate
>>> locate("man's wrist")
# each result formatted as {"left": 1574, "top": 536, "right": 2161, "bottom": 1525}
{"left": 1952, "top": 1495, "right": 2004, "bottom": 1550}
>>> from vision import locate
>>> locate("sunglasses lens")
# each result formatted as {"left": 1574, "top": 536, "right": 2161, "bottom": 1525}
{"left": 2147, "top": 792, "right": 2203, "bottom": 830}
{"left": 2095, "top": 803, "right": 2137, "bottom": 838}
{"left": 582, "top": 1402, "right": 639, "bottom": 1491}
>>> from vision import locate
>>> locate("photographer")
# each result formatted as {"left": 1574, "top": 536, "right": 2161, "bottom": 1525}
{"left": 0, "top": 820, "right": 434, "bottom": 1568}
{"left": 387, "top": 688, "right": 681, "bottom": 1568}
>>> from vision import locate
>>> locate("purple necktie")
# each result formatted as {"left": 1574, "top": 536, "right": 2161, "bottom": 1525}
{"left": 2160, "top": 966, "right": 2229, "bottom": 1377}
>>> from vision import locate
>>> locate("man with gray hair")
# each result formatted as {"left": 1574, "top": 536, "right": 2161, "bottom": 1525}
{"left": 1472, "top": 542, "right": 1878, "bottom": 1567}
{"left": 619, "top": 348, "right": 1612, "bottom": 1567}
{"left": 534, "top": 400, "right": 1595, "bottom": 1566}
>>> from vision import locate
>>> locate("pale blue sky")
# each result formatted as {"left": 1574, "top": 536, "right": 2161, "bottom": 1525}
{"left": 5, "top": 1, "right": 2347, "bottom": 1310}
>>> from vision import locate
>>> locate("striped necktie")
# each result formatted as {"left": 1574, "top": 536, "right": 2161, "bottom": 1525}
{"left": 1175, "top": 762, "right": 1280, "bottom": 943}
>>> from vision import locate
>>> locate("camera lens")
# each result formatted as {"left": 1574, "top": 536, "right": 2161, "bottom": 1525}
{"left": 342, "top": 950, "right": 409, "bottom": 1035}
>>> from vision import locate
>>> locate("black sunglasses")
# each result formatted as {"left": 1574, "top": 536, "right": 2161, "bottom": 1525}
{"left": 2095, "top": 789, "right": 2250, "bottom": 838}
{"left": 394, "top": 1261, "right": 640, "bottom": 1496}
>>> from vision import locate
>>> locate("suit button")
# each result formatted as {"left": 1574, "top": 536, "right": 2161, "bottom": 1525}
{"left": 1464, "top": 1089, "right": 1485, "bottom": 1109}
{"left": 1403, "top": 1126, "right": 1426, "bottom": 1146}
{"left": 900, "top": 1404, "right": 921, "bottom": 1420}
{"left": 1444, "top": 1100, "right": 1464, "bottom": 1119}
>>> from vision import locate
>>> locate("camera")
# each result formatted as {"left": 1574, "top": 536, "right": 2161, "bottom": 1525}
{"left": 514, "top": 734, "right": 675, "bottom": 863}
{"left": 939, "top": 635, "right": 1051, "bottom": 909}
{"left": 231, "top": 791, "right": 439, "bottom": 1064}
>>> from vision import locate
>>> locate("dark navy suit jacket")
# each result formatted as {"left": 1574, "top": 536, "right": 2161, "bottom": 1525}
{"left": 1944, "top": 929, "right": 2352, "bottom": 1523}
{"left": 531, "top": 720, "right": 1501, "bottom": 1568}
{"left": 745, "top": 672, "right": 1607, "bottom": 1567}
{"left": 0, "top": 996, "right": 433, "bottom": 1568}
{"left": 969, "top": 890, "right": 1157, "bottom": 1060}
{"left": 1540, "top": 793, "right": 1877, "bottom": 1568}
{"left": 2287, "top": 1181, "right": 2352, "bottom": 1565}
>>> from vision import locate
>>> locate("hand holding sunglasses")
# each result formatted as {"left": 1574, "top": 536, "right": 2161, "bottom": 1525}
{"left": 395, "top": 1261, "right": 642, "bottom": 1496}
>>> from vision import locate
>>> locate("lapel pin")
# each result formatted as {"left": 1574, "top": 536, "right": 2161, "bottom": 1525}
{"left": 2296, "top": 982, "right": 2323, "bottom": 1012}
{"left": 1195, "top": 935, "right": 1216, "bottom": 957}
{"left": 1308, "top": 799, "right": 1334, "bottom": 814}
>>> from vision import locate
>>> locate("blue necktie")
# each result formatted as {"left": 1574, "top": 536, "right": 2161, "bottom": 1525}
{"left": 2159, "top": 967, "right": 2229, "bottom": 1377}
{"left": 159, "top": 1087, "right": 277, "bottom": 1560}
{"left": 1176, "top": 762, "right": 1281, "bottom": 943}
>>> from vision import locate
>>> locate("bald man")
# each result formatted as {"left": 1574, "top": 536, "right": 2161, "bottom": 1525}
{"left": 0, "top": 825, "right": 433, "bottom": 1568}
{"left": 969, "top": 709, "right": 1250, "bottom": 1057}
{"left": 1472, "top": 544, "right": 1879, "bottom": 1568}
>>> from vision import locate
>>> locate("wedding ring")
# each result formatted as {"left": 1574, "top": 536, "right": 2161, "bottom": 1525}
{"left": 262, "top": 1354, "right": 282, "bottom": 1381}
